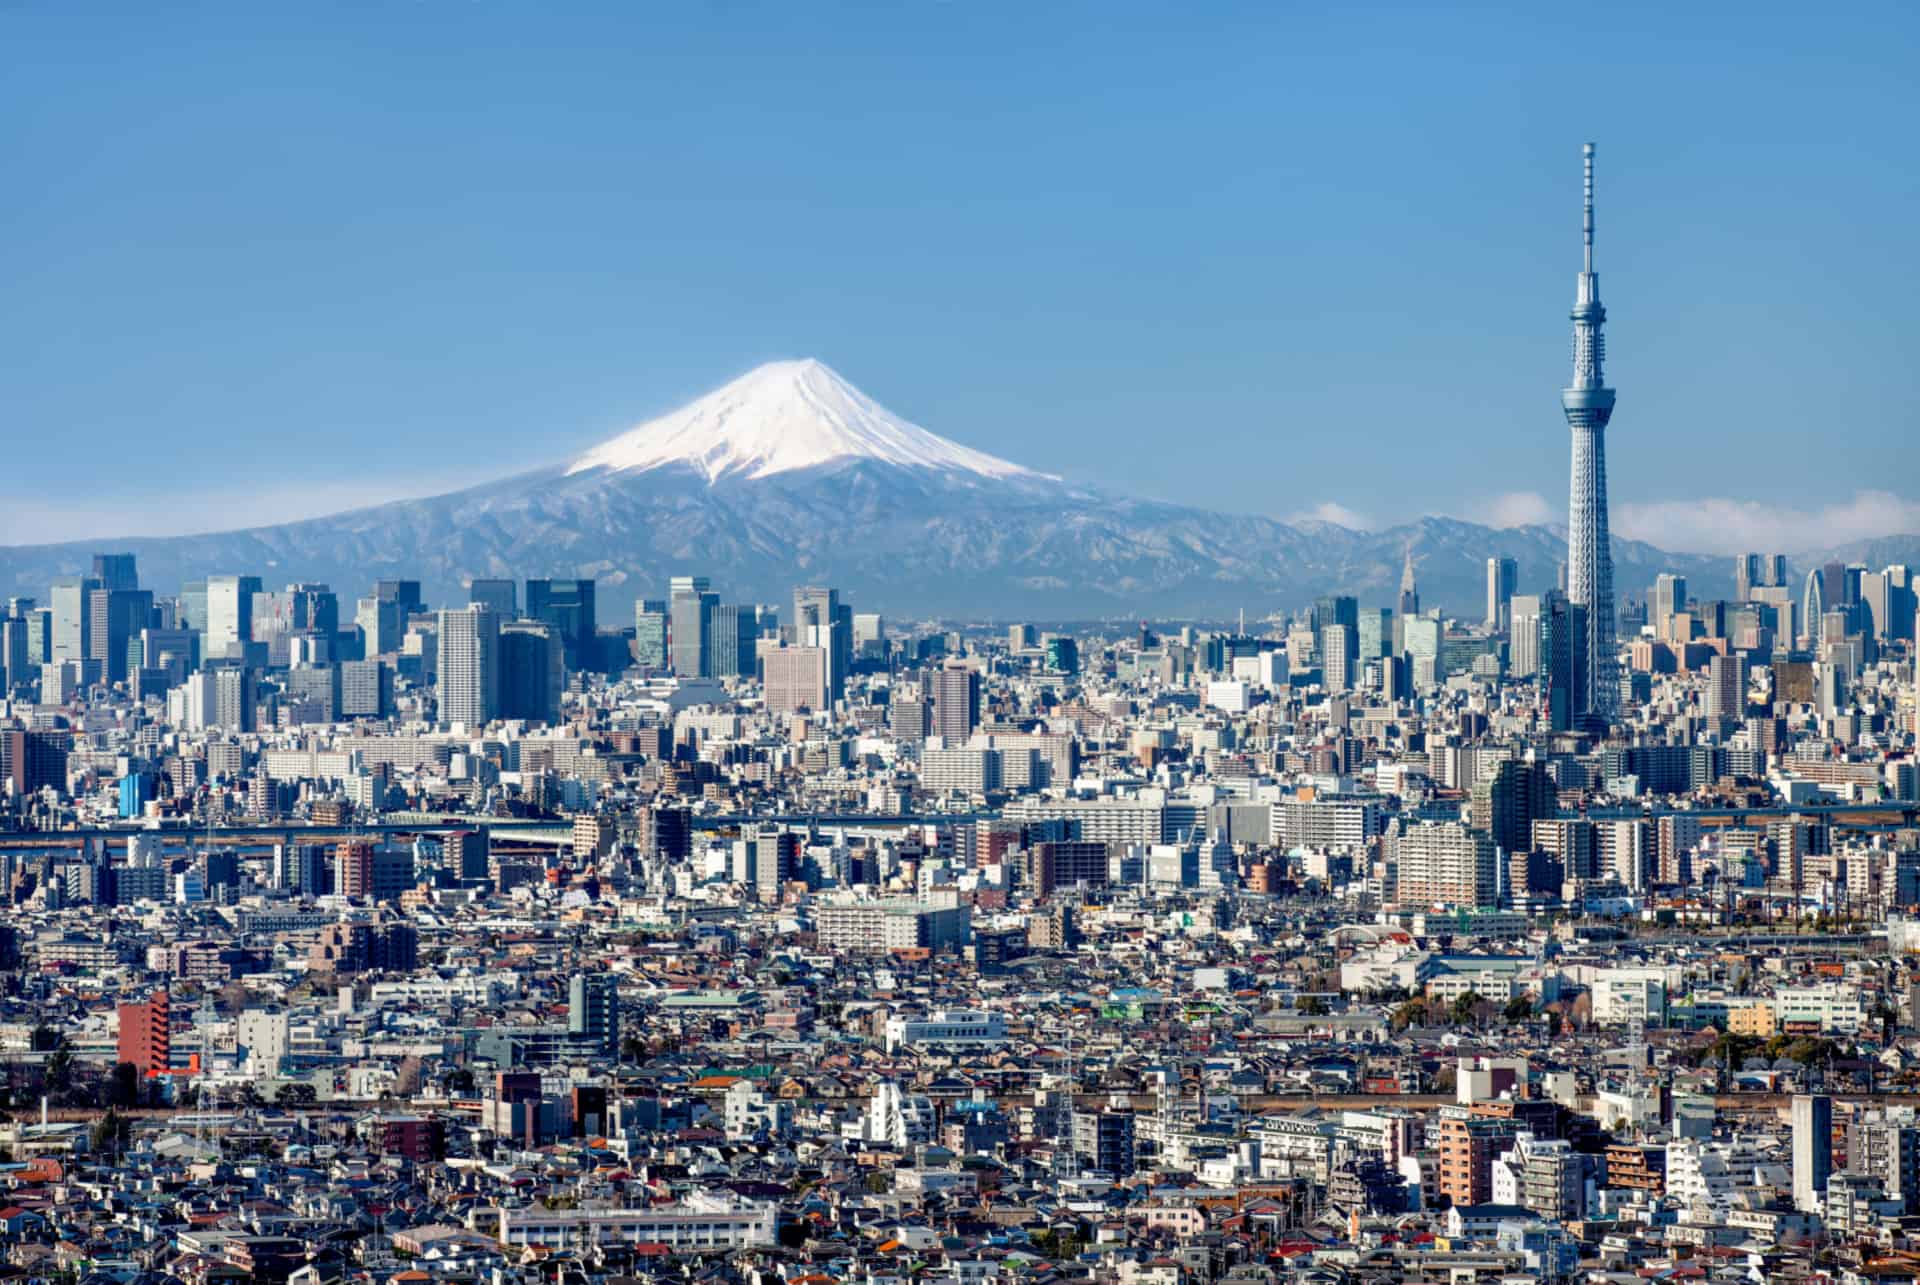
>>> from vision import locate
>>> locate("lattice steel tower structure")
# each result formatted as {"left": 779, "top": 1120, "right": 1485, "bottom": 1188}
{"left": 1561, "top": 142, "right": 1617, "bottom": 723}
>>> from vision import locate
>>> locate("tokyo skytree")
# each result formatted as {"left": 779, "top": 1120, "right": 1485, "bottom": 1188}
{"left": 1561, "top": 142, "right": 1617, "bottom": 723}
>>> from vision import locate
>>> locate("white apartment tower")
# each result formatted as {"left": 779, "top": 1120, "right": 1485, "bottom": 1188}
{"left": 438, "top": 605, "right": 501, "bottom": 728}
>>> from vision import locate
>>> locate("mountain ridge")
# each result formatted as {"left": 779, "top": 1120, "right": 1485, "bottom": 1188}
{"left": 2, "top": 360, "right": 1912, "bottom": 617}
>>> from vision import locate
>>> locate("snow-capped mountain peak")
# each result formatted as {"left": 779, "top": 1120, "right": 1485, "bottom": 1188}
{"left": 565, "top": 358, "right": 1050, "bottom": 483}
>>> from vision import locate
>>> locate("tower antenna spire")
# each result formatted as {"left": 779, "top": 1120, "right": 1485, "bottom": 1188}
{"left": 1562, "top": 141, "right": 1617, "bottom": 727}
{"left": 1583, "top": 142, "right": 1596, "bottom": 272}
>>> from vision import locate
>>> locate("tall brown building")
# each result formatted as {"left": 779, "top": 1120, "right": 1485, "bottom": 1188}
{"left": 930, "top": 661, "right": 980, "bottom": 743}
{"left": 117, "top": 989, "right": 173, "bottom": 1078}
{"left": 1434, "top": 1106, "right": 1520, "bottom": 1208}
{"left": 1469, "top": 759, "right": 1557, "bottom": 858}
{"left": 336, "top": 841, "right": 375, "bottom": 899}
{"left": 1, "top": 729, "right": 69, "bottom": 796}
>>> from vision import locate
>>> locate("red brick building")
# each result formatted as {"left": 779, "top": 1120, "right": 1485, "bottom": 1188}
{"left": 117, "top": 989, "right": 172, "bottom": 1078}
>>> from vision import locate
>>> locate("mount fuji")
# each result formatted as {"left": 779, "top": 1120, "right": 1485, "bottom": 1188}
{"left": 0, "top": 359, "right": 1767, "bottom": 616}
{"left": 567, "top": 358, "right": 1051, "bottom": 485}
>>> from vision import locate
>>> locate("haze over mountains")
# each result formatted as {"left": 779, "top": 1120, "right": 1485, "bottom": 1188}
{"left": 2, "top": 360, "right": 1908, "bottom": 618}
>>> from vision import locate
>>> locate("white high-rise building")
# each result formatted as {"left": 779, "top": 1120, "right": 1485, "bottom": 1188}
{"left": 1321, "top": 624, "right": 1353, "bottom": 693}
{"left": 49, "top": 578, "right": 90, "bottom": 664}
{"left": 1391, "top": 821, "right": 1496, "bottom": 910}
{"left": 205, "top": 574, "right": 261, "bottom": 659}
{"left": 1654, "top": 573, "right": 1687, "bottom": 636}
{"left": 1793, "top": 1094, "right": 1833, "bottom": 1213}
{"left": 1486, "top": 557, "right": 1518, "bottom": 633}
{"left": 39, "top": 661, "right": 81, "bottom": 706}
{"left": 438, "top": 605, "right": 500, "bottom": 728}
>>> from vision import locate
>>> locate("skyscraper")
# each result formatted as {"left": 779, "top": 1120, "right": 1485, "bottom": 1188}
{"left": 669, "top": 575, "right": 714, "bottom": 677}
{"left": 1397, "top": 551, "right": 1420, "bottom": 618}
{"left": 525, "top": 579, "right": 595, "bottom": 670}
{"left": 1403, "top": 616, "right": 1442, "bottom": 690}
{"left": 1801, "top": 568, "right": 1825, "bottom": 644}
{"left": 1653, "top": 573, "right": 1687, "bottom": 637}
{"left": 1485, "top": 557, "right": 1517, "bottom": 633}
{"left": 1356, "top": 607, "right": 1392, "bottom": 663}
{"left": 1313, "top": 594, "right": 1358, "bottom": 669}
{"left": 438, "top": 605, "right": 501, "bottom": 727}
{"left": 213, "top": 667, "right": 257, "bottom": 732}
{"left": 710, "top": 603, "right": 759, "bottom": 678}
{"left": 633, "top": 599, "right": 668, "bottom": 669}
{"left": 793, "top": 585, "right": 851, "bottom": 700}
{"left": 0, "top": 610, "right": 27, "bottom": 693}
{"left": 930, "top": 660, "right": 981, "bottom": 743}
{"left": 90, "top": 553, "right": 138, "bottom": 592}
{"left": 468, "top": 578, "right": 517, "bottom": 616}
{"left": 499, "top": 619, "right": 563, "bottom": 723}
{"left": 1793, "top": 1094, "right": 1832, "bottom": 1214}
{"left": 340, "top": 658, "right": 391, "bottom": 718}
{"left": 375, "top": 579, "right": 424, "bottom": 616}
{"left": 89, "top": 587, "right": 152, "bottom": 685}
{"left": 206, "top": 574, "right": 263, "bottom": 659}
{"left": 763, "top": 645, "right": 828, "bottom": 712}
{"left": 1562, "top": 143, "right": 1618, "bottom": 723}
{"left": 50, "top": 577, "right": 99, "bottom": 665}
{"left": 1735, "top": 553, "right": 1788, "bottom": 603}
{"left": 1321, "top": 624, "right": 1353, "bottom": 693}
{"left": 1705, "top": 653, "right": 1745, "bottom": 724}
{"left": 177, "top": 580, "right": 208, "bottom": 635}
{"left": 1469, "top": 758, "right": 1557, "bottom": 858}
{"left": 355, "top": 596, "right": 405, "bottom": 657}
{"left": 1509, "top": 594, "right": 1545, "bottom": 677}
{"left": 1539, "top": 590, "right": 1589, "bottom": 733}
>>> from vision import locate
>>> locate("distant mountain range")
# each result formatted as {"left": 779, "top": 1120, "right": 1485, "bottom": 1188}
{"left": 3, "top": 359, "right": 1913, "bottom": 620}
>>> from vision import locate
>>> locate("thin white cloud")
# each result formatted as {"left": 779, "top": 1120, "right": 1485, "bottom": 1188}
{"left": 1614, "top": 490, "right": 1920, "bottom": 556}
{"left": 1481, "top": 491, "right": 1557, "bottom": 528}
{"left": 0, "top": 474, "right": 492, "bottom": 546}
{"left": 1287, "top": 501, "right": 1374, "bottom": 530}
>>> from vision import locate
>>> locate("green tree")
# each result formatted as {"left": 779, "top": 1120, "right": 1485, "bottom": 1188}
{"left": 1504, "top": 995, "right": 1534, "bottom": 1023}
{"left": 109, "top": 1061, "right": 140, "bottom": 1108}
{"left": 1450, "top": 991, "right": 1485, "bottom": 1027}
{"left": 43, "top": 1033, "right": 77, "bottom": 1106}
{"left": 1297, "top": 995, "right": 1328, "bottom": 1017}
{"left": 1389, "top": 999, "right": 1428, "bottom": 1032}
{"left": 91, "top": 1108, "right": 130, "bottom": 1157}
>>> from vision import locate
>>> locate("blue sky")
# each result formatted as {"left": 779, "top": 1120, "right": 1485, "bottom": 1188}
{"left": 4, "top": 1, "right": 1917, "bottom": 553}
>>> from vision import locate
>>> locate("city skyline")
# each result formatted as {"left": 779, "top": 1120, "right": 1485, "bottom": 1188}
{"left": 7, "top": 9, "right": 1920, "bottom": 1275}
{"left": 5, "top": 4, "right": 1920, "bottom": 552}
{"left": 1, "top": 349, "right": 1892, "bottom": 621}
{"left": 0, "top": 340, "right": 1906, "bottom": 619}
